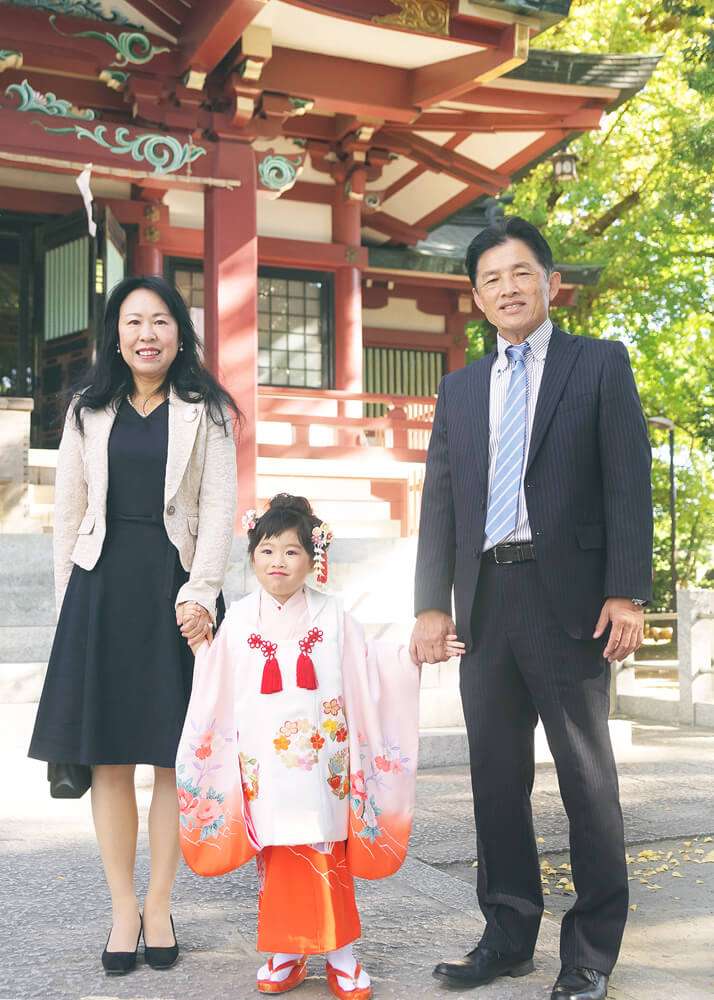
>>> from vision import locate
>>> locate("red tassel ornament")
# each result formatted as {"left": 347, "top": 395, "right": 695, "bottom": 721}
{"left": 248, "top": 634, "right": 283, "bottom": 694}
{"left": 296, "top": 628, "right": 323, "bottom": 690}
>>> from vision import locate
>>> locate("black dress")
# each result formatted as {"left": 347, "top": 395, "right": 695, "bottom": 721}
{"left": 29, "top": 399, "right": 221, "bottom": 768}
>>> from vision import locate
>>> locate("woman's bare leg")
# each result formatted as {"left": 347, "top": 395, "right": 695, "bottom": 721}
{"left": 91, "top": 764, "right": 141, "bottom": 950}
{"left": 143, "top": 765, "right": 181, "bottom": 946}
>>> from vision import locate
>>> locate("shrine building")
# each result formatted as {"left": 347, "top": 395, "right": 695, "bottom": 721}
{"left": 0, "top": 0, "right": 657, "bottom": 537}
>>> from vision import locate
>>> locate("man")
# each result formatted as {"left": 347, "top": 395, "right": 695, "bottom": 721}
{"left": 411, "top": 217, "right": 652, "bottom": 1000}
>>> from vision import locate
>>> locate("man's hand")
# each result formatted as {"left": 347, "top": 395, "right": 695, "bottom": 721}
{"left": 410, "top": 609, "right": 456, "bottom": 665}
{"left": 594, "top": 597, "right": 645, "bottom": 663}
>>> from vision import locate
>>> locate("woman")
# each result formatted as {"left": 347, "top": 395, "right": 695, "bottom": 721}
{"left": 29, "top": 275, "right": 239, "bottom": 974}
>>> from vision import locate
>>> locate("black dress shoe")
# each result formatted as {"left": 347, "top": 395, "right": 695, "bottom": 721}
{"left": 433, "top": 944, "right": 534, "bottom": 988}
{"left": 551, "top": 967, "right": 608, "bottom": 1000}
{"left": 143, "top": 914, "right": 179, "bottom": 970}
{"left": 101, "top": 916, "right": 142, "bottom": 975}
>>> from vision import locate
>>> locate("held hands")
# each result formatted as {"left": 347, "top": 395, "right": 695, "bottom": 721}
{"left": 409, "top": 610, "right": 465, "bottom": 665}
{"left": 594, "top": 597, "right": 645, "bottom": 663}
{"left": 176, "top": 601, "right": 213, "bottom": 655}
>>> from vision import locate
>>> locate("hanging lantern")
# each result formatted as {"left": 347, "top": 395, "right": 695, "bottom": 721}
{"left": 552, "top": 149, "right": 579, "bottom": 182}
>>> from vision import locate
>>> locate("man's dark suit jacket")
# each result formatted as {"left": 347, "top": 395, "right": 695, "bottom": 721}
{"left": 414, "top": 325, "right": 653, "bottom": 650}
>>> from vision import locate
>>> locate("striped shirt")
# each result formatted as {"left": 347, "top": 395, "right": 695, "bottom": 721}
{"left": 483, "top": 318, "right": 553, "bottom": 551}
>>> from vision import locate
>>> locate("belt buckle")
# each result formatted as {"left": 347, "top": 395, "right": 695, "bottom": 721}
{"left": 494, "top": 545, "right": 514, "bottom": 565}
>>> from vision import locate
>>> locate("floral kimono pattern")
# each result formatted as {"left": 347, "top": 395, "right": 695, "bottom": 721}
{"left": 176, "top": 587, "right": 419, "bottom": 881}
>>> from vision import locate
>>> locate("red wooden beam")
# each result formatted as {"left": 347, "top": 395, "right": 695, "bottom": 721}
{"left": 454, "top": 86, "right": 593, "bottom": 115}
{"left": 363, "top": 211, "right": 428, "bottom": 244}
{"left": 260, "top": 48, "right": 416, "bottom": 123}
{"left": 259, "top": 236, "right": 368, "bottom": 270}
{"left": 363, "top": 327, "right": 450, "bottom": 352}
{"left": 0, "top": 70, "right": 126, "bottom": 115}
{"left": 399, "top": 108, "right": 604, "bottom": 133}
{"left": 414, "top": 128, "right": 571, "bottom": 231}
{"left": 0, "top": 107, "right": 256, "bottom": 185}
{"left": 410, "top": 24, "right": 527, "bottom": 108}
{"left": 177, "top": 0, "right": 267, "bottom": 75}
{"left": 379, "top": 130, "right": 509, "bottom": 193}
{"left": 0, "top": 7, "right": 177, "bottom": 78}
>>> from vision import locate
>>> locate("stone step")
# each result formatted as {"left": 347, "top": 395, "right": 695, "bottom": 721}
{"left": 0, "top": 626, "right": 54, "bottom": 663}
{"left": 419, "top": 719, "right": 634, "bottom": 770}
{"left": 257, "top": 455, "right": 423, "bottom": 480}
{"left": 257, "top": 474, "right": 377, "bottom": 501}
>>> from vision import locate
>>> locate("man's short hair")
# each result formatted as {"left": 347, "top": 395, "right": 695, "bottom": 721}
{"left": 465, "top": 216, "right": 554, "bottom": 287}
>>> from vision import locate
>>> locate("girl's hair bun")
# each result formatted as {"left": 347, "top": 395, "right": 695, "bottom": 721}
{"left": 268, "top": 493, "right": 315, "bottom": 517}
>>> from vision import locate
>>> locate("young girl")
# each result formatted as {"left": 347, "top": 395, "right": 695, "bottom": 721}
{"left": 176, "top": 494, "right": 463, "bottom": 996}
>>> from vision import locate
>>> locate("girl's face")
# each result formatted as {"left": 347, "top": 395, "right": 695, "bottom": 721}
{"left": 252, "top": 529, "right": 313, "bottom": 602}
{"left": 117, "top": 287, "right": 180, "bottom": 385}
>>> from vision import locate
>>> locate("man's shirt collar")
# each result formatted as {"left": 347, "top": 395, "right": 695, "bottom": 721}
{"left": 495, "top": 318, "right": 553, "bottom": 373}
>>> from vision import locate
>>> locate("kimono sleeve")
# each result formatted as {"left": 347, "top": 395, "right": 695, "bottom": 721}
{"left": 342, "top": 612, "right": 420, "bottom": 879}
{"left": 176, "top": 620, "right": 260, "bottom": 877}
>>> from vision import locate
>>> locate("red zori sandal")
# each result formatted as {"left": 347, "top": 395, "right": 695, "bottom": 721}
{"left": 326, "top": 961, "right": 373, "bottom": 1000}
{"left": 257, "top": 956, "right": 308, "bottom": 994}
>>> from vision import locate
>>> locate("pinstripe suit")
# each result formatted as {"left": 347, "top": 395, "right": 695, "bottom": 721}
{"left": 414, "top": 325, "right": 653, "bottom": 973}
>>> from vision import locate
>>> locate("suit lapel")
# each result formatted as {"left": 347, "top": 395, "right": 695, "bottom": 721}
{"left": 165, "top": 389, "right": 204, "bottom": 502}
{"left": 525, "top": 326, "right": 582, "bottom": 475}
{"left": 467, "top": 351, "right": 495, "bottom": 487}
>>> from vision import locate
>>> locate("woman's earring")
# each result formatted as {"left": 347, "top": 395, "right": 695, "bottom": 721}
{"left": 116, "top": 343, "right": 120, "bottom": 354}
{"left": 179, "top": 342, "right": 184, "bottom": 352}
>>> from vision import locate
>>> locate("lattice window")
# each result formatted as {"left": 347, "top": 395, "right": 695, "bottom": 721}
{"left": 258, "top": 270, "right": 331, "bottom": 389}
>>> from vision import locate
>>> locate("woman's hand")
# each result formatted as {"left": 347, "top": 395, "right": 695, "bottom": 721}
{"left": 177, "top": 602, "right": 213, "bottom": 645}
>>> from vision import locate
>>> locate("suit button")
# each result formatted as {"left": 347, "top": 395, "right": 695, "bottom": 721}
{"left": 526, "top": 481, "right": 534, "bottom": 489}
{"left": 167, "top": 505, "right": 176, "bottom": 515}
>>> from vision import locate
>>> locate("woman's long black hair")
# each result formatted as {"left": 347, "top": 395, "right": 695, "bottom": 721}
{"left": 68, "top": 275, "right": 241, "bottom": 434}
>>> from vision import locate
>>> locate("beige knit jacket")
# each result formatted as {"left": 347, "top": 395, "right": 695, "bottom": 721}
{"left": 53, "top": 388, "right": 237, "bottom": 622}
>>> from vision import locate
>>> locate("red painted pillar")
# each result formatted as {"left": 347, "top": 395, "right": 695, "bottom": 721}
{"left": 332, "top": 190, "right": 363, "bottom": 393}
{"left": 204, "top": 146, "right": 258, "bottom": 514}
{"left": 131, "top": 192, "right": 166, "bottom": 276}
{"left": 446, "top": 309, "right": 470, "bottom": 372}
{"left": 133, "top": 242, "right": 163, "bottom": 276}
{"left": 332, "top": 189, "right": 363, "bottom": 446}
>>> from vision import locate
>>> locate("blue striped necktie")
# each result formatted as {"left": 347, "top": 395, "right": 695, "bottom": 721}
{"left": 485, "top": 342, "right": 530, "bottom": 545}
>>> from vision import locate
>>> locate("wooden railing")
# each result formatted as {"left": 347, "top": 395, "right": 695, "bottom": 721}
{"left": 257, "top": 386, "right": 436, "bottom": 460}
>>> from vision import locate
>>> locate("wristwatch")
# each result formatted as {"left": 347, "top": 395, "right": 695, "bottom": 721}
{"left": 631, "top": 598, "right": 648, "bottom": 607}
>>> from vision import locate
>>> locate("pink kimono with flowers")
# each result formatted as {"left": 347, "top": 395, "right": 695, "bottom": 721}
{"left": 176, "top": 585, "right": 419, "bottom": 880}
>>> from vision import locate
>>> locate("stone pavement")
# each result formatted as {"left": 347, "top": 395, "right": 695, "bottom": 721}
{"left": 1, "top": 705, "right": 713, "bottom": 1000}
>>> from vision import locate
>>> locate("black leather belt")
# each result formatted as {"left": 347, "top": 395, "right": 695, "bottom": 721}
{"left": 484, "top": 542, "right": 536, "bottom": 564}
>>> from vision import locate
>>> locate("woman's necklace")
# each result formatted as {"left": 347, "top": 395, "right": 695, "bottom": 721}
{"left": 127, "top": 391, "right": 165, "bottom": 417}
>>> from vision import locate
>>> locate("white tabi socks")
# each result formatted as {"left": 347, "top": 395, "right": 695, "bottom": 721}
{"left": 326, "top": 943, "right": 371, "bottom": 990}
{"left": 257, "top": 952, "right": 302, "bottom": 983}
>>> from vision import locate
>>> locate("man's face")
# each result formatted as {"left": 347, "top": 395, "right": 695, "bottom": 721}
{"left": 472, "top": 238, "right": 561, "bottom": 341}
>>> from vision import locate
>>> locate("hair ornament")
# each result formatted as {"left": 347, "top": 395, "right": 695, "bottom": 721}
{"left": 311, "top": 522, "right": 333, "bottom": 586}
{"left": 241, "top": 508, "right": 260, "bottom": 533}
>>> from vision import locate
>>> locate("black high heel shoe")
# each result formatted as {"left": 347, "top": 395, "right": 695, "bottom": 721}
{"left": 143, "top": 914, "right": 179, "bottom": 970}
{"left": 101, "top": 915, "right": 142, "bottom": 975}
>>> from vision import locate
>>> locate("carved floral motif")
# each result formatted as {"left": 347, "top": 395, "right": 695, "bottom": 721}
{"left": 39, "top": 122, "right": 207, "bottom": 175}
{"left": 49, "top": 15, "right": 169, "bottom": 66}
{"left": 374, "top": 0, "right": 449, "bottom": 36}
{"left": 6, "top": 78, "right": 96, "bottom": 119}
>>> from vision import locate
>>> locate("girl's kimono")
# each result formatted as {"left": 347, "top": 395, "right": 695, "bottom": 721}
{"left": 175, "top": 585, "right": 419, "bottom": 953}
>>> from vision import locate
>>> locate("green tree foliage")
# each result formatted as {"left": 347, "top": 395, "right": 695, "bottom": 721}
{"left": 469, "top": 1, "right": 714, "bottom": 607}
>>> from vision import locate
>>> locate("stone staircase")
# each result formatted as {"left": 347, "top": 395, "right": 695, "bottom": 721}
{"left": 23, "top": 450, "right": 416, "bottom": 539}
